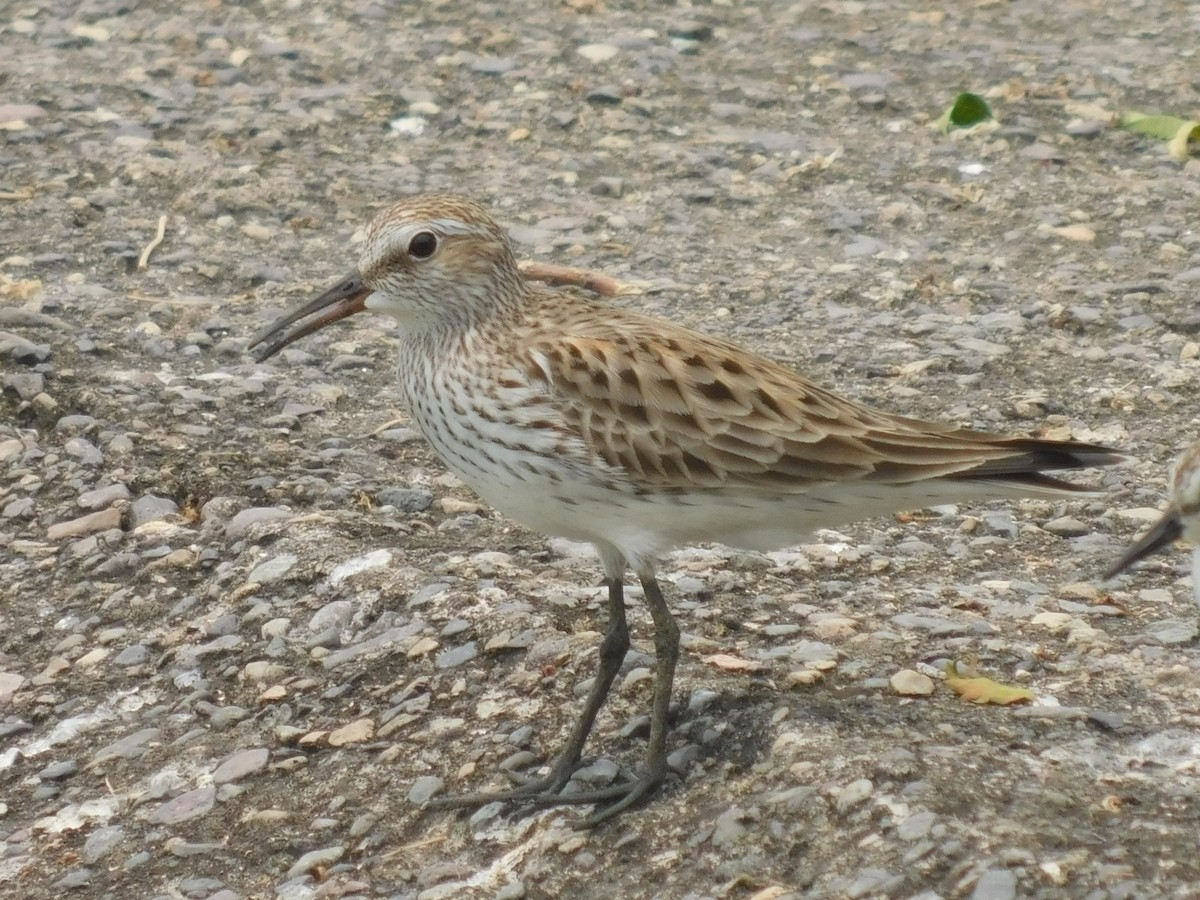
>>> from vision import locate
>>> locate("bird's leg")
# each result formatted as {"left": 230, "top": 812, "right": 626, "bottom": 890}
{"left": 428, "top": 576, "right": 630, "bottom": 810}
{"left": 431, "top": 574, "right": 683, "bottom": 827}
{"left": 524, "top": 574, "right": 681, "bottom": 824}
{"left": 567, "top": 573, "right": 680, "bottom": 827}
{"left": 529, "top": 575, "right": 631, "bottom": 788}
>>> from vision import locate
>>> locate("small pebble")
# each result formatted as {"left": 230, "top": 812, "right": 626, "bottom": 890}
{"left": 213, "top": 747, "right": 269, "bottom": 784}
{"left": 408, "top": 776, "right": 445, "bottom": 804}
{"left": 151, "top": 787, "right": 216, "bottom": 825}
{"left": 286, "top": 846, "right": 345, "bottom": 880}
{"left": 835, "top": 778, "right": 874, "bottom": 813}
{"left": 972, "top": 868, "right": 1018, "bottom": 900}
{"left": 890, "top": 669, "right": 935, "bottom": 696}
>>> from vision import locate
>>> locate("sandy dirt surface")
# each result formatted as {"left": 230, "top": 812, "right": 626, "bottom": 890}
{"left": 3, "top": 1, "right": 1200, "bottom": 898}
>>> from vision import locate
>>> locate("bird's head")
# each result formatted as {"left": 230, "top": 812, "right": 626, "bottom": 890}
{"left": 250, "top": 194, "right": 523, "bottom": 361}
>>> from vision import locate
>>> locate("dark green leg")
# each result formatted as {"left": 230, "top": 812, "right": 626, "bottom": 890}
{"left": 429, "top": 577, "right": 630, "bottom": 808}
{"left": 570, "top": 573, "right": 678, "bottom": 827}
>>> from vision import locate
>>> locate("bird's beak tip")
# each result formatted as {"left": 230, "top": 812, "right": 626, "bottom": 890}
{"left": 248, "top": 270, "right": 369, "bottom": 362}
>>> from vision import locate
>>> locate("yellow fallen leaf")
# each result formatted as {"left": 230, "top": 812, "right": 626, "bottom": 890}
{"left": 943, "top": 662, "right": 1034, "bottom": 705}
{"left": 1167, "top": 121, "right": 1200, "bottom": 163}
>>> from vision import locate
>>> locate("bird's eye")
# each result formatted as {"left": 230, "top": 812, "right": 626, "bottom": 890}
{"left": 408, "top": 231, "right": 439, "bottom": 259}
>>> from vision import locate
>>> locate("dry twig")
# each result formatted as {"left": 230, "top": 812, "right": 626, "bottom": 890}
{"left": 137, "top": 215, "right": 168, "bottom": 271}
{"left": 519, "top": 260, "right": 638, "bottom": 297}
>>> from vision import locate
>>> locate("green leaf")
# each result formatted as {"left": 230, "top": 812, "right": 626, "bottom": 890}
{"left": 1122, "top": 112, "right": 1185, "bottom": 139}
{"left": 1121, "top": 112, "right": 1200, "bottom": 162}
{"left": 936, "top": 92, "right": 992, "bottom": 134}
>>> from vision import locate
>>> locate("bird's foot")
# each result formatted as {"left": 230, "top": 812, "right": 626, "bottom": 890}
{"left": 425, "top": 753, "right": 585, "bottom": 812}
{"left": 427, "top": 755, "right": 673, "bottom": 827}
{"left": 547, "top": 758, "right": 672, "bottom": 828}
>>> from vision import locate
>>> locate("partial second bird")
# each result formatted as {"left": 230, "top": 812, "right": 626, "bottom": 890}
{"left": 1105, "top": 440, "right": 1200, "bottom": 602}
{"left": 249, "top": 193, "right": 1124, "bottom": 825}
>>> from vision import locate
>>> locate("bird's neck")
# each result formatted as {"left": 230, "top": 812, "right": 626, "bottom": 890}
{"left": 396, "top": 287, "right": 533, "bottom": 361}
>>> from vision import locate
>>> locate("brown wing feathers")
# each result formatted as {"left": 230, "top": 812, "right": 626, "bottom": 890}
{"left": 522, "top": 305, "right": 1119, "bottom": 493}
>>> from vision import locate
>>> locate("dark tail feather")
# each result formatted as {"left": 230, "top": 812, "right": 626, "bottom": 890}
{"left": 1104, "top": 511, "right": 1183, "bottom": 580}
{"left": 954, "top": 439, "right": 1126, "bottom": 492}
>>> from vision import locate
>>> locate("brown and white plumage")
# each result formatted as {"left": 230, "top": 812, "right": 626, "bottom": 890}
{"left": 249, "top": 193, "right": 1124, "bottom": 824}
{"left": 518, "top": 301, "right": 1113, "bottom": 493}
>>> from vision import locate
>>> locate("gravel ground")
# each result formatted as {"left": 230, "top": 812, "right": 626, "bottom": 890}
{"left": 3, "top": 1, "right": 1200, "bottom": 898}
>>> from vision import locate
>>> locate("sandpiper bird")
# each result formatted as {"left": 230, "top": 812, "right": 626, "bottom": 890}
{"left": 249, "top": 193, "right": 1123, "bottom": 825}
{"left": 1105, "top": 440, "right": 1200, "bottom": 602}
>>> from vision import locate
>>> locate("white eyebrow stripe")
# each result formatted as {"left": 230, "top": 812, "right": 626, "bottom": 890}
{"left": 432, "top": 217, "right": 493, "bottom": 236}
{"left": 393, "top": 220, "right": 494, "bottom": 243}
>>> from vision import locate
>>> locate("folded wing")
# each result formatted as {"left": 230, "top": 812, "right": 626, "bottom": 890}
{"left": 520, "top": 304, "right": 1121, "bottom": 496}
